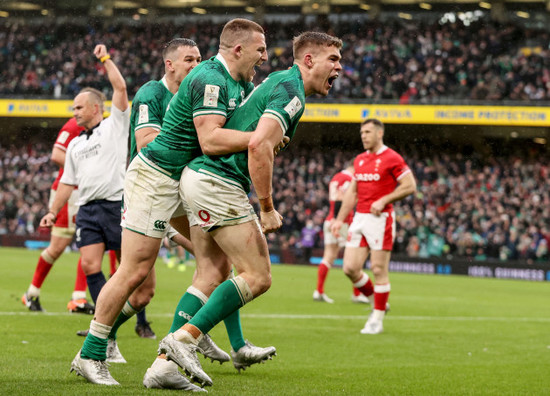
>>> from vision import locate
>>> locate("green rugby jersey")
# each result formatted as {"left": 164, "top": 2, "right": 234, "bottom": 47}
{"left": 129, "top": 77, "right": 173, "bottom": 161}
{"left": 188, "top": 64, "right": 306, "bottom": 193}
{"left": 140, "top": 55, "right": 252, "bottom": 180}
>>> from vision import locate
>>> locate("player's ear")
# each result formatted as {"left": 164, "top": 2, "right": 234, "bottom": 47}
{"left": 234, "top": 44, "right": 243, "bottom": 59}
{"left": 304, "top": 53, "right": 314, "bottom": 68}
{"left": 165, "top": 59, "right": 173, "bottom": 72}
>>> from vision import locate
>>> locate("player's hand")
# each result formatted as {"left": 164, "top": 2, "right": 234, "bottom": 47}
{"left": 273, "top": 136, "right": 290, "bottom": 156}
{"left": 93, "top": 44, "right": 108, "bottom": 60}
{"left": 39, "top": 212, "right": 56, "bottom": 228}
{"left": 330, "top": 219, "right": 343, "bottom": 238}
{"left": 260, "top": 209, "right": 283, "bottom": 234}
{"left": 370, "top": 199, "right": 385, "bottom": 216}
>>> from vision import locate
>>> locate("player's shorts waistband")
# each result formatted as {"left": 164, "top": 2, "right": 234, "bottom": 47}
{"left": 138, "top": 152, "right": 173, "bottom": 178}
{"left": 81, "top": 199, "right": 122, "bottom": 207}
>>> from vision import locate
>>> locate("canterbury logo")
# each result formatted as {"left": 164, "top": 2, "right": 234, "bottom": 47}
{"left": 178, "top": 311, "right": 192, "bottom": 321}
{"left": 153, "top": 220, "right": 167, "bottom": 230}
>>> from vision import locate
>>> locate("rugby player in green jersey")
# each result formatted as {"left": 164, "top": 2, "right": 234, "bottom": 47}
{"left": 73, "top": 19, "right": 275, "bottom": 388}
{"left": 167, "top": 32, "right": 342, "bottom": 387}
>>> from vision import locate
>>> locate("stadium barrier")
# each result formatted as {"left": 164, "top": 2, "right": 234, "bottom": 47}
{"left": 2, "top": 99, "right": 550, "bottom": 126}
{"left": 270, "top": 248, "right": 550, "bottom": 282}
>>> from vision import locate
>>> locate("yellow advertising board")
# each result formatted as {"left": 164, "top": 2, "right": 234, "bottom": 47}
{"left": 302, "top": 104, "right": 550, "bottom": 126}
{"left": 1, "top": 99, "right": 549, "bottom": 127}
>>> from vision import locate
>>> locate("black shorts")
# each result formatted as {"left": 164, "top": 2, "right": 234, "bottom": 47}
{"left": 75, "top": 200, "right": 122, "bottom": 250}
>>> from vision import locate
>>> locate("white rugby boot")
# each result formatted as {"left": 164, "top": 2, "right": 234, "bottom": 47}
{"left": 231, "top": 340, "right": 277, "bottom": 372}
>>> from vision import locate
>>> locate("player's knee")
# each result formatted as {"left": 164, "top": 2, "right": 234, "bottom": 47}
{"left": 342, "top": 264, "right": 357, "bottom": 279}
{"left": 256, "top": 272, "right": 272, "bottom": 295}
{"left": 132, "top": 288, "right": 154, "bottom": 309}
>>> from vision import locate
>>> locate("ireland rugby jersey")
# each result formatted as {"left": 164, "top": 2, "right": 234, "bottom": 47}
{"left": 140, "top": 54, "right": 252, "bottom": 180}
{"left": 129, "top": 76, "right": 173, "bottom": 161}
{"left": 188, "top": 64, "right": 305, "bottom": 193}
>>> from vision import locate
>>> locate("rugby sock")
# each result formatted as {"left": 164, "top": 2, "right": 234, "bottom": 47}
{"left": 316, "top": 261, "right": 330, "bottom": 293}
{"left": 73, "top": 257, "right": 87, "bottom": 296}
{"left": 353, "top": 272, "right": 374, "bottom": 299}
{"left": 81, "top": 320, "right": 110, "bottom": 360}
{"left": 86, "top": 271, "right": 107, "bottom": 304}
{"left": 109, "top": 301, "right": 139, "bottom": 339}
{"left": 353, "top": 287, "right": 361, "bottom": 297}
{"left": 108, "top": 250, "right": 117, "bottom": 276}
{"left": 224, "top": 310, "right": 246, "bottom": 352}
{"left": 373, "top": 283, "right": 391, "bottom": 313}
{"left": 188, "top": 276, "right": 253, "bottom": 336}
{"left": 30, "top": 250, "right": 55, "bottom": 292}
{"left": 136, "top": 309, "right": 147, "bottom": 325}
{"left": 169, "top": 286, "right": 207, "bottom": 333}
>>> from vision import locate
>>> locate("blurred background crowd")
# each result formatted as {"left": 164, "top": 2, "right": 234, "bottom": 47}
{"left": 2, "top": 141, "right": 548, "bottom": 263}
{"left": 1, "top": 16, "right": 550, "bottom": 103}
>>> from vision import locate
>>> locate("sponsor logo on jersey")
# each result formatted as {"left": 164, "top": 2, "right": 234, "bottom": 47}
{"left": 153, "top": 220, "right": 167, "bottom": 231}
{"left": 57, "top": 130, "right": 70, "bottom": 144}
{"left": 356, "top": 173, "right": 381, "bottom": 181}
{"left": 284, "top": 96, "right": 303, "bottom": 119}
{"left": 138, "top": 104, "right": 149, "bottom": 124}
{"left": 203, "top": 84, "right": 220, "bottom": 107}
{"left": 228, "top": 98, "right": 237, "bottom": 109}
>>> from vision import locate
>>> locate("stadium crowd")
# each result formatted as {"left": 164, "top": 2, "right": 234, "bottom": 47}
{"left": 2, "top": 142, "right": 548, "bottom": 263}
{"left": 1, "top": 16, "right": 550, "bottom": 102}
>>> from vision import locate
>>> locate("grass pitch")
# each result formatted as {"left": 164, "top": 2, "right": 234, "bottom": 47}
{"left": 1, "top": 246, "right": 549, "bottom": 395}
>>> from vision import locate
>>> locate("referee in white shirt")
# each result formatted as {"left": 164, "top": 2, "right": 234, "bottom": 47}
{"left": 40, "top": 44, "right": 129, "bottom": 305}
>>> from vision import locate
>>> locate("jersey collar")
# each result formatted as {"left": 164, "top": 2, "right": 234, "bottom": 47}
{"left": 80, "top": 121, "right": 101, "bottom": 140}
{"left": 160, "top": 75, "right": 169, "bottom": 90}
{"left": 367, "top": 145, "right": 388, "bottom": 155}
{"left": 215, "top": 53, "right": 231, "bottom": 76}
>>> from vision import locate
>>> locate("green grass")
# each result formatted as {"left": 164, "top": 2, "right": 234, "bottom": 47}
{"left": 1, "top": 246, "right": 549, "bottom": 395}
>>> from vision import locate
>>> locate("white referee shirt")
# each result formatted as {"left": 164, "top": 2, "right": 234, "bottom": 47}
{"left": 61, "top": 104, "right": 130, "bottom": 206}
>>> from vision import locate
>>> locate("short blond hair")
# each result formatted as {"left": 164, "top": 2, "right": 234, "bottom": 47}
{"left": 79, "top": 87, "right": 106, "bottom": 111}
{"left": 293, "top": 31, "right": 342, "bottom": 60}
{"left": 219, "top": 18, "right": 264, "bottom": 50}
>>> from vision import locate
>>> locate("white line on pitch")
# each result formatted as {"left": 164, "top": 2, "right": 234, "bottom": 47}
{"left": 2, "top": 311, "right": 550, "bottom": 322}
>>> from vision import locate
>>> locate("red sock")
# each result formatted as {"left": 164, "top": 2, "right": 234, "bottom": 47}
{"left": 352, "top": 287, "right": 361, "bottom": 296}
{"left": 316, "top": 262, "right": 330, "bottom": 293}
{"left": 109, "top": 250, "right": 117, "bottom": 276}
{"left": 373, "top": 283, "right": 391, "bottom": 311}
{"left": 31, "top": 251, "right": 54, "bottom": 288}
{"left": 353, "top": 273, "right": 374, "bottom": 297}
{"left": 74, "top": 257, "right": 87, "bottom": 293}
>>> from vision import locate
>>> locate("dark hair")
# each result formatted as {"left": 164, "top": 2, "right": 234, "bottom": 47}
{"left": 361, "top": 118, "right": 384, "bottom": 131}
{"left": 162, "top": 38, "right": 197, "bottom": 61}
{"left": 293, "top": 31, "right": 343, "bottom": 59}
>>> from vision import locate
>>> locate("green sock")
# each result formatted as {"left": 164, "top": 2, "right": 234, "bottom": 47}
{"left": 169, "top": 292, "right": 204, "bottom": 333}
{"left": 189, "top": 279, "right": 246, "bottom": 335}
{"left": 109, "top": 301, "right": 138, "bottom": 339}
{"left": 224, "top": 310, "right": 246, "bottom": 351}
{"left": 81, "top": 333, "right": 108, "bottom": 361}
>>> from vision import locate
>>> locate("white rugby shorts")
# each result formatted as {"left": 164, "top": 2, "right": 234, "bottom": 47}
{"left": 323, "top": 220, "right": 349, "bottom": 247}
{"left": 180, "top": 167, "right": 257, "bottom": 232}
{"left": 50, "top": 188, "right": 79, "bottom": 238}
{"left": 121, "top": 154, "right": 187, "bottom": 238}
{"left": 346, "top": 211, "right": 396, "bottom": 251}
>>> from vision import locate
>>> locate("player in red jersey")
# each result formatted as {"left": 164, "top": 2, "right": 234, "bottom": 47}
{"left": 22, "top": 118, "right": 94, "bottom": 314}
{"left": 313, "top": 163, "right": 369, "bottom": 304}
{"left": 331, "top": 119, "right": 416, "bottom": 334}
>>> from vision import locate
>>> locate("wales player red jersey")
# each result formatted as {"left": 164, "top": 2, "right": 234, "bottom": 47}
{"left": 353, "top": 145, "right": 411, "bottom": 214}
{"left": 325, "top": 170, "right": 354, "bottom": 224}
{"left": 51, "top": 117, "right": 84, "bottom": 191}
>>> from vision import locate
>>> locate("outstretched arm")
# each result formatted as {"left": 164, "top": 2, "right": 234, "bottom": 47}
{"left": 94, "top": 44, "right": 128, "bottom": 112}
